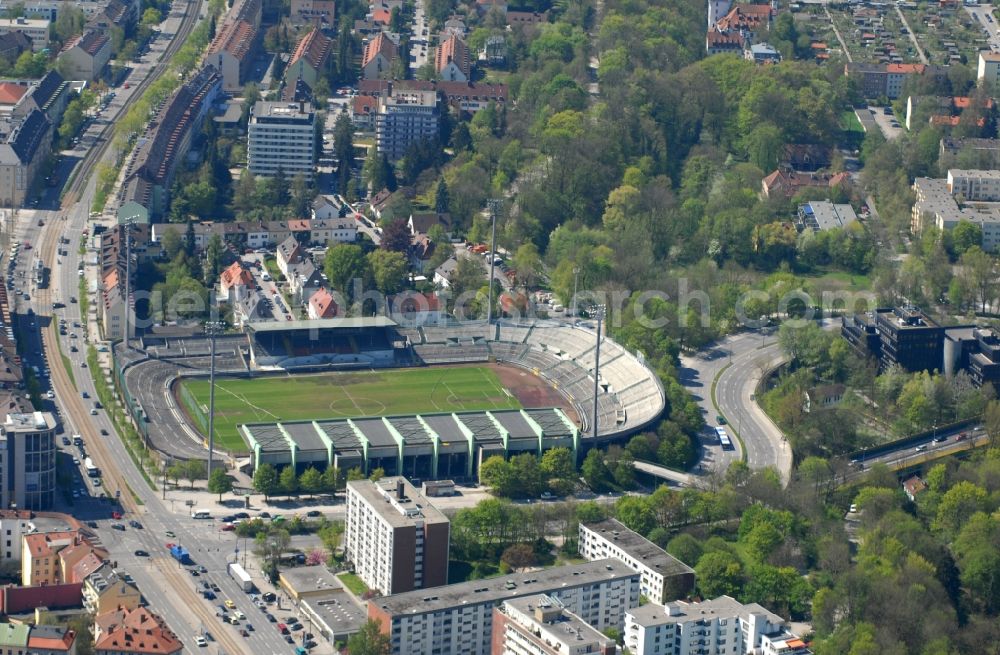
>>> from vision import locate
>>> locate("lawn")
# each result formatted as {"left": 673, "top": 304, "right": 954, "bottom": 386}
{"left": 337, "top": 572, "right": 369, "bottom": 596}
{"left": 179, "top": 366, "right": 521, "bottom": 451}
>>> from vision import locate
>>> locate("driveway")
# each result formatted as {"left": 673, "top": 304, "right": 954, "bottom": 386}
{"left": 868, "top": 105, "right": 904, "bottom": 139}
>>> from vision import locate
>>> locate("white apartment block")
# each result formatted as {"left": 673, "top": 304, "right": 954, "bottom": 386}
{"left": 248, "top": 101, "right": 316, "bottom": 181}
{"left": 368, "top": 559, "right": 641, "bottom": 655}
{"left": 0, "top": 512, "right": 34, "bottom": 562}
{"left": 579, "top": 519, "right": 695, "bottom": 604}
{"left": 494, "top": 594, "right": 616, "bottom": 655}
{"left": 946, "top": 168, "right": 1000, "bottom": 201}
{"left": 979, "top": 51, "right": 1000, "bottom": 86}
{"left": 375, "top": 90, "right": 439, "bottom": 161}
{"left": 625, "top": 596, "right": 810, "bottom": 655}
{"left": 344, "top": 477, "right": 450, "bottom": 595}
{"left": 911, "top": 176, "right": 1000, "bottom": 251}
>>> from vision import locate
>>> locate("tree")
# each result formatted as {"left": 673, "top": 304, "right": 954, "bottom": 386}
{"left": 321, "top": 466, "right": 340, "bottom": 496}
{"left": 368, "top": 249, "right": 408, "bottom": 294}
{"left": 299, "top": 466, "right": 323, "bottom": 498}
{"left": 479, "top": 455, "right": 516, "bottom": 497}
{"left": 935, "top": 481, "right": 987, "bottom": 534}
{"left": 369, "top": 467, "right": 385, "bottom": 482}
{"left": 324, "top": 243, "right": 369, "bottom": 300}
{"left": 182, "top": 460, "right": 203, "bottom": 488}
{"left": 346, "top": 619, "right": 391, "bottom": 655}
{"left": 166, "top": 462, "right": 184, "bottom": 487}
{"left": 380, "top": 219, "right": 412, "bottom": 253}
{"left": 280, "top": 466, "right": 298, "bottom": 498}
{"left": 512, "top": 243, "right": 543, "bottom": 289}
{"left": 952, "top": 220, "right": 983, "bottom": 256}
{"left": 334, "top": 113, "right": 355, "bottom": 194}
{"left": 501, "top": 543, "right": 536, "bottom": 571}
{"left": 540, "top": 447, "right": 576, "bottom": 483}
{"left": 666, "top": 533, "right": 703, "bottom": 566}
{"left": 581, "top": 449, "right": 611, "bottom": 491}
{"left": 695, "top": 550, "right": 745, "bottom": 598}
{"left": 253, "top": 463, "right": 280, "bottom": 500}
{"left": 207, "top": 468, "right": 233, "bottom": 502}
{"left": 434, "top": 178, "right": 450, "bottom": 214}
{"left": 510, "top": 453, "right": 545, "bottom": 497}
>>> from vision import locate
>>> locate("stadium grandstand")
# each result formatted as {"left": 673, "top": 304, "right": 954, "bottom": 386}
{"left": 117, "top": 318, "right": 665, "bottom": 468}
{"left": 241, "top": 407, "right": 579, "bottom": 478}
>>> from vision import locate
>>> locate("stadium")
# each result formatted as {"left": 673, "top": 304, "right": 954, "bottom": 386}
{"left": 116, "top": 318, "right": 665, "bottom": 479}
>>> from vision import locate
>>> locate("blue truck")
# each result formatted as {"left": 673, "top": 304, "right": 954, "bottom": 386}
{"left": 169, "top": 545, "right": 191, "bottom": 564}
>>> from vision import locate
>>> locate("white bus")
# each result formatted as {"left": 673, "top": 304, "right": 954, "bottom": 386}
{"left": 191, "top": 509, "right": 212, "bottom": 519}
{"left": 84, "top": 457, "right": 100, "bottom": 477}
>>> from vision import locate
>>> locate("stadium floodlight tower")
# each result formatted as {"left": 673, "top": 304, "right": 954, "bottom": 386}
{"left": 485, "top": 198, "right": 502, "bottom": 328}
{"left": 592, "top": 304, "right": 605, "bottom": 440}
{"left": 120, "top": 216, "right": 140, "bottom": 350}
{"left": 205, "top": 320, "right": 225, "bottom": 479}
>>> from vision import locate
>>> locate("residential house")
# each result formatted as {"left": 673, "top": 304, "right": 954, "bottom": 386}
{"left": 0, "top": 107, "right": 51, "bottom": 207}
{"left": 87, "top": 0, "right": 138, "bottom": 35}
{"left": 25, "top": 624, "right": 77, "bottom": 655}
{"left": 357, "top": 79, "right": 508, "bottom": 114}
{"left": 903, "top": 475, "right": 928, "bottom": 501}
{"left": 285, "top": 27, "right": 332, "bottom": 90}
{"left": 433, "top": 256, "right": 458, "bottom": 288}
{"left": 281, "top": 77, "right": 313, "bottom": 103}
{"left": 206, "top": 19, "right": 258, "bottom": 91}
{"left": 443, "top": 15, "right": 466, "bottom": 38}
{"left": 745, "top": 42, "right": 781, "bottom": 64}
{"left": 83, "top": 564, "right": 141, "bottom": 615}
{"left": 706, "top": 29, "right": 743, "bottom": 55}
{"left": 435, "top": 35, "right": 470, "bottom": 82}
{"left": 12, "top": 70, "right": 69, "bottom": 124}
{"left": 0, "top": 17, "right": 49, "bottom": 50}
{"left": 233, "top": 293, "right": 271, "bottom": 327}
{"left": 845, "top": 62, "right": 946, "bottom": 100}
{"left": 291, "top": 0, "right": 335, "bottom": 25}
{"left": 93, "top": 607, "right": 182, "bottom": 655}
{"left": 118, "top": 65, "right": 222, "bottom": 223}
{"left": 481, "top": 34, "right": 506, "bottom": 65}
{"left": 782, "top": 144, "right": 831, "bottom": 171}
{"left": 978, "top": 50, "right": 1000, "bottom": 86}
{"left": 307, "top": 287, "right": 338, "bottom": 319}
{"left": 408, "top": 212, "right": 451, "bottom": 238}
{"left": 58, "top": 534, "right": 107, "bottom": 582}
{"left": 370, "top": 187, "right": 392, "bottom": 220}
{"left": 309, "top": 218, "right": 357, "bottom": 244}
{"left": 311, "top": 194, "right": 343, "bottom": 220}
{"left": 409, "top": 233, "right": 435, "bottom": 273}
{"left": 0, "top": 31, "right": 32, "bottom": 64}
{"left": 475, "top": 0, "right": 507, "bottom": 16}
{"left": 0, "top": 623, "right": 29, "bottom": 655}
{"left": 288, "top": 259, "right": 325, "bottom": 305}
{"left": 803, "top": 383, "right": 845, "bottom": 412}
{"left": 0, "top": 82, "right": 27, "bottom": 114}
{"left": 57, "top": 29, "right": 111, "bottom": 82}
{"left": 506, "top": 10, "right": 547, "bottom": 26}
{"left": 276, "top": 235, "right": 304, "bottom": 277}
{"left": 22, "top": 530, "right": 77, "bottom": 586}
{"left": 760, "top": 169, "right": 850, "bottom": 199}
{"left": 361, "top": 32, "right": 398, "bottom": 80}
{"left": 351, "top": 94, "right": 377, "bottom": 130}
{"left": 218, "top": 261, "right": 255, "bottom": 303}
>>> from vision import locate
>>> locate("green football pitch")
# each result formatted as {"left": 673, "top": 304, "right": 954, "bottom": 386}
{"left": 178, "top": 366, "right": 521, "bottom": 451}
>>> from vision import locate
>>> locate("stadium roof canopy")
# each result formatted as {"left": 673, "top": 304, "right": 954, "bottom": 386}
{"left": 246, "top": 317, "right": 398, "bottom": 332}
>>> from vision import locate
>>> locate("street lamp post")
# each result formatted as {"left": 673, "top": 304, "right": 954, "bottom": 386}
{"left": 205, "top": 321, "right": 225, "bottom": 480}
{"left": 485, "top": 198, "right": 501, "bottom": 327}
{"left": 572, "top": 267, "right": 579, "bottom": 321}
{"left": 591, "top": 305, "right": 605, "bottom": 441}
{"left": 122, "top": 218, "right": 137, "bottom": 350}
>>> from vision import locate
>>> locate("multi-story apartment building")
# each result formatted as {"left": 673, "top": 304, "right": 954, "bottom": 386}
{"left": 978, "top": 51, "right": 1000, "bottom": 86}
{"left": 93, "top": 607, "right": 182, "bottom": 655}
{"left": 367, "top": 559, "right": 640, "bottom": 655}
{"left": 82, "top": 563, "right": 141, "bottom": 615}
{"left": 375, "top": 89, "right": 439, "bottom": 161}
{"left": 0, "top": 411, "right": 56, "bottom": 510}
{"left": 344, "top": 477, "right": 449, "bottom": 595}
{"left": 0, "top": 510, "right": 33, "bottom": 562}
{"left": 57, "top": 28, "right": 111, "bottom": 82}
{"left": 22, "top": 530, "right": 77, "bottom": 586}
{"left": 491, "top": 594, "right": 616, "bottom": 655}
{"left": 285, "top": 27, "right": 331, "bottom": 90}
{"left": 946, "top": 168, "right": 1000, "bottom": 201}
{"left": 0, "top": 108, "right": 51, "bottom": 208}
{"left": 248, "top": 101, "right": 317, "bottom": 180}
{"left": 911, "top": 174, "right": 1000, "bottom": 251}
{"left": 624, "top": 595, "right": 810, "bottom": 655}
{"left": 579, "top": 519, "right": 695, "bottom": 604}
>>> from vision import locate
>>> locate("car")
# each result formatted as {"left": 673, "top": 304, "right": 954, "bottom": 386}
{"left": 233, "top": 512, "right": 250, "bottom": 520}
{"left": 129, "top": 520, "right": 142, "bottom": 530}
{"left": 254, "top": 599, "right": 266, "bottom": 609}
{"left": 239, "top": 629, "right": 249, "bottom": 637}
{"left": 849, "top": 504, "right": 858, "bottom": 513}
{"left": 194, "top": 636, "right": 207, "bottom": 647}
{"left": 261, "top": 592, "right": 276, "bottom": 602}
{"left": 72, "top": 490, "right": 80, "bottom": 498}
{"left": 61, "top": 436, "right": 70, "bottom": 445}
{"left": 220, "top": 523, "right": 235, "bottom": 531}
{"left": 203, "top": 591, "right": 216, "bottom": 600}
{"left": 112, "top": 511, "right": 122, "bottom": 519}
{"left": 233, "top": 610, "right": 245, "bottom": 620}
{"left": 284, "top": 635, "right": 294, "bottom": 644}
{"left": 211, "top": 583, "right": 220, "bottom": 592}
{"left": 277, "top": 623, "right": 288, "bottom": 634}
{"left": 198, "top": 565, "right": 207, "bottom": 573}
{"left": 165, "top": 530, "right": 175, "bottom": 538}
{"left": 957, "top": 432, "right": 968, "bottom": 441}
{"left": 265, "top": 613, "right": 276, "bottom": 623}
{"left": 86, "top": 521, "right": 98, "bottom": 528}
{"left": 111, "top": 523, "right": 125, "bottom": 531}
{"left": 190, "top": 569, "right": 200, "bottom": 576}
{"left": 540, "top": 492, "right": 554, "bottom": 500}
{"left": 306, "top": 510, "right": 321, "bottom": 517}
{"left": 290, "top": 623, "right": 303, "bottom": 632}
{"left": 225, "top": 599, "right": 236, "bottom": 609}
{"left": 245, "top": 623, "right": 254, "bottom": 632}
{"left": 258, "top": 511, "right": 270, "bottom": 518}
{"left": 915, "top": 444, "right": 927, "bottom": 452}
{"left": 93, "top": 479, "right": 102, "bottom": 487}
{"left": 227, "top": 615, "right": 239, "bottom": 625}
{"left": 933, "top": 435, "right": 947, "bottom": 443}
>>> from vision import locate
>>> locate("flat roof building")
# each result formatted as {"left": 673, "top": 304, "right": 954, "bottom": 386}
{"left": 796, "top": 201, "right": 858, "bottom": 232}
{"left": 278, "top": 566, "right": 367, "bottom": 643}
{"left": 579, "top": 518, "right": 695, "bottom": 603}
{"left": 1, "top": 411, "right": 57, "bottom": 510}
{"left": 345, "top": 477, "right": 450, "bottom": 595}
{"left": 368, "top": 558, "right": 640, "bottom": 655}
{"left": 491, "top": 594, "right": 615, "bottom": 655}
{"left": 248, "top": 101, "right": 316, "bottom": 181}
{"left": 375, "top": 89, "right": 439, "bottom": 161}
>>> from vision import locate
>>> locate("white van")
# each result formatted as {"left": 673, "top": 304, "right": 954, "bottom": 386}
{"left": 261, "top": 272, "right": 271, "bottom": 282}
{"left": 191, "top": 509, "right": 211, "bottom": 519}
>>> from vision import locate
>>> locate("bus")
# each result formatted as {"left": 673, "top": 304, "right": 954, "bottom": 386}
{"left": 714, "top": 426, "right": 734, "bottom": 450}
{"left": 34, "top": 259, "right": 44, "bottom": 287}
{"left": 84, "top": 457, "right": 100, "bottom": 477}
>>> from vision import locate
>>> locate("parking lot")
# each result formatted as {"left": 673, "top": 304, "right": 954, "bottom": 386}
{"left": 869, "top": 105, "right": 904, "bottom": 140}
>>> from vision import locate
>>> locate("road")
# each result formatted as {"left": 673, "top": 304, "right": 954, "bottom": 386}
{"left": 4, "top": 0, "right": 300, "bottom": 652}
{"left": 895, "top": 6, "right": 927, "bottom": 64}
{"left": 409, "top": 0, "right": 430, "bottom": 73}
{"left": 825, "top": 6, "right": 852, "bottom": 62}
{"left": 965, "top": 4, "right": 1000, "bottom": 50}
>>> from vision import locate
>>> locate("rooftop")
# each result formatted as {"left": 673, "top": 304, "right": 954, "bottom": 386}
{"left": 627, "top": 594, "right": 783, "bottom": 628}
{"left": 347, "top": 477, "right": 449, "bottom": 527}
{"left": 582, "top": 519, "right": 695, "bottom": 576}
{"left": 373, "top": 558, "right": 637, "bottom": 616}
{"left": 502, "top": 594, "right": 613, "bottom": 650}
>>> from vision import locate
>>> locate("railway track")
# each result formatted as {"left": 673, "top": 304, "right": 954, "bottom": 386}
{"left": 156, "top": 557, "right": 248, "bottom": 655}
